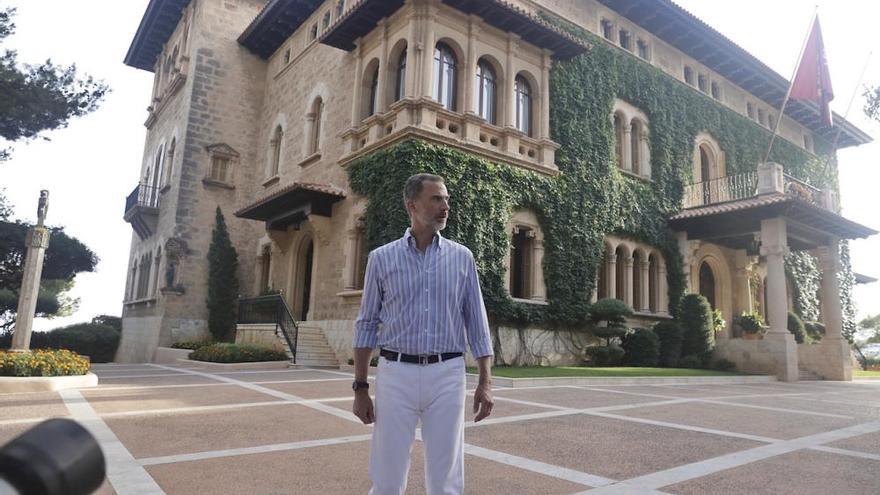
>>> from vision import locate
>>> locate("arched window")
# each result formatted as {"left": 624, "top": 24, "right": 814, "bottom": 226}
{"left": 475, "top": 59, "right": 496, "bottom": 124}
{"left": 507, "top": 211, "right": 546, "bottom": 302}
{"left": 632, "top": 250, "right": 644, "bottom": 310}
{"left": 367, "top": 65, "right": 379, "bottom": 116}
{"left": 270, "top": 125, "right": 283, "bottom": 176}
{"left": 153, "top": 248, "right": 162, "bottom": 296}
{"left": 615, "top": 245, "right": 627, "bottom": 303}
{"left": 164, "top": 138, "right": 176, "bottom": 186}
{"left": 613, "top": 112, "right": 625, "bottom": 168}
{"left": 515, "top": 75, "right": 532, "bottom": 136}
{"left": 309, "top": 97, "right": 323, "bottom": 155}
{"left": 396, "top": 48, "right": 407, "bottom": 102}
{"left": 510, "top": 227, "right": 534, "bottom": 299}
{"left": 152, "top": 145, "right": 164, "bottom": 191}
{"left": 630, "top": 119, "right": 643, "bottom": 175}
{"left": 699, "top": 261, "right": 716, "bottom": 309}
{"left": 433, "top": 43, "right": 457, "bottom": 110}
{"left": 259, "top": 245, "right": 272, "bottom": 292}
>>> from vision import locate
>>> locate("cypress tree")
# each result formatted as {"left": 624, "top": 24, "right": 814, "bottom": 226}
{"left": 207, "top": 207, "right": 239, "bottom": 342}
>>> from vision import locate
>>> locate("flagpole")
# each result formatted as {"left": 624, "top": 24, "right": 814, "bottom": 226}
{"left": 819, "top": 50, "right": 873, "bottom": 181}
{"left": 763, "top": 8, "right": 819, "bottom": 164}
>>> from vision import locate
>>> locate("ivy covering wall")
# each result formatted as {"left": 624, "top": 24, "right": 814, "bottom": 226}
{"left": 346, "top": 18, "right": 856, "bottom": 333}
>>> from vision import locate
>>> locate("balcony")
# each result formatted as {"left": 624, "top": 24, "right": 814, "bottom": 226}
{"left": 339, "top": 98, "right": 560, "bottom": 176}
{"left": 682, "top": 170, "right": 835, "bottom": 211}
{"left": 124, "top": 183, "right": 160, "bottom": 240}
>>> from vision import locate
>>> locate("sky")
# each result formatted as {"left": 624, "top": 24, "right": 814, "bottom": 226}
{"left": 1, "top": 0, "right": 878, "bottom": 332}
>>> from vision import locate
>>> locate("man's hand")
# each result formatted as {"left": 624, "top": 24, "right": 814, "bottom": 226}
{"left": 353, "top": 390, "right": 375, "bottom": 424}
{"left": 473, "top": 382, "right": 494, "bottom": 422}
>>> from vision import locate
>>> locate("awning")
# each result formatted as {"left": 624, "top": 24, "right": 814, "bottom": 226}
{"left": 234, "top": 182, "right": 346, "bottom": 231}
{"left": 668, "top": 193, "right": 877, "bottom": 251}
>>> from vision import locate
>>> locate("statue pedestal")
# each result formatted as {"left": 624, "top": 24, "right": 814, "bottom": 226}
{"left": 10, "top": 226, "right": 50, "bottom": 351}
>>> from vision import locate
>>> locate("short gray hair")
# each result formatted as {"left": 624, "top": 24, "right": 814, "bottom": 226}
{"left": 403, "top": 173, "right": 445, "bottom": 204}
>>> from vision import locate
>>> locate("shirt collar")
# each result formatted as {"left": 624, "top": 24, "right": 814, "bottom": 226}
{"left": 404, "top": 228, "right": 444, "bottom": 251}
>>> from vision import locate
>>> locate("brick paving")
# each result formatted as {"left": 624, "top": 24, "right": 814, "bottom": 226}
{"left": 1, "top": 363, "right": 878, "bottom": 494}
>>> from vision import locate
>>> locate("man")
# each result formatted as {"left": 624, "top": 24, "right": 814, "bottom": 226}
{"left": 352, "top": 173, "right": 494, "bottom": 495}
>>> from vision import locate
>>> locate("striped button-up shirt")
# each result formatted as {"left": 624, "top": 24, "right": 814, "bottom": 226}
{"left": 352, "top": 229, "right": 493, "bottom": 358}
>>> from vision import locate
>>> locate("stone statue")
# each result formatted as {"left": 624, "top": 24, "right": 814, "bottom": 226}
{"left": 37, "top": 190, "right": 49, "bottom": 227}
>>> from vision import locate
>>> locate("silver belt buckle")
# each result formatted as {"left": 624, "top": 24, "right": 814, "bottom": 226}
{"left": 419, "top": 354, "right": 429, "bottom": 366}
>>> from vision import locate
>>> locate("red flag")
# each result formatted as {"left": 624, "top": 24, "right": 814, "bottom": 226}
{"left": 790, "top": 17, "right": 834, "bottom": 127}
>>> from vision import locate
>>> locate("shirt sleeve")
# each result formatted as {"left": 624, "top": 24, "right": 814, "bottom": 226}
{"left": 352, "top": 251, "right": 382, "bottom": 349}
{"left": 462, "top": 252, "right": 494, "bottom": 358}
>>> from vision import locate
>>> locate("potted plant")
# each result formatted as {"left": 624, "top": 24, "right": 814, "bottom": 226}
{"left": 734, "top": 311, "right": 766, "bottom": 340}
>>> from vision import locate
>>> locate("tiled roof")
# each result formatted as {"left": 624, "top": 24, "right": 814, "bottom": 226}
{"left": 235, "top": 181, "right": 347, "bottom": 218}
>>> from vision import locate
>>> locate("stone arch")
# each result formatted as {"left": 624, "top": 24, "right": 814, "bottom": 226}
{"left": 360, "top": 57, "right": 380, "bottom": 119}
{"left": 288, "top": 226, "right": 317, "bottom": 321}
{"left": 433, "top": 38, "right": 465, "bottom": 112}
{"left": 514, "top": 69, "right": 539, "bottom": 136}
{"left": 693, "top": 132, "right": 725, "bottom": 183}
{"left": 267, "top": 114, "right": 288, "bottom": 177}
{"left": 475, "top": 54, "right": 504, "bottom": 124}
{"left": 344, "top": 199, "right": 368, "bottom": 291}
{"left": 691, "top": 243, "right": 733, "bottom": 337}
{"left": 387, "top": 38, "right": 408, "bottom": 104}
{"left": 305, "top": 95, "right": 325, "bottom": 156}
{"left": 505, "top": 209, "right": 546, "bottom": 302}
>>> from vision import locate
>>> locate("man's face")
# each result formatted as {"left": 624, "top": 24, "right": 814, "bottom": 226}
{"left": 408, "top": 181, "right": 449, "bottom": 233}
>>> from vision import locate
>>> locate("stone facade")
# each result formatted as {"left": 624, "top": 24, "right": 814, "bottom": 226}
{"left": 120, "top": 0, "right": 869, "bottom": 379}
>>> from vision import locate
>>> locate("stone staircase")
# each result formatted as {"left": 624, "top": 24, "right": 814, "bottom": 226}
{"left": 290, "top": 325, "right": 339, "bottom": 368}
{"left": 798, "top": 368, "right": 823, "bottom": 381}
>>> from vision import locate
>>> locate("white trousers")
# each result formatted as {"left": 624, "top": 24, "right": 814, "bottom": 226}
{"left": 368, "top": 355, "right": 466, "bottom": 495}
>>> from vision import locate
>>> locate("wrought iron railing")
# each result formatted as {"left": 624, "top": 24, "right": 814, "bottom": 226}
{"left": 852, "top": 343, "right": 868, "bottom": 371}
{"left": 124, "top": 183, "right": 160, "bottom": 214}
{"left": 783, "top": 174, "right": 823, "bottom": 207}
{"left": 683, "top": 171, "right": 758, "bottom": 208}
{"left": 238, "top": 294, "right": 298, "bottom": 363}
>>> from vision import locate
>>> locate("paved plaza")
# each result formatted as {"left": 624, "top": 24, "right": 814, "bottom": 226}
{"left": 1, "top": 363, "right": 879, "bottom": 494}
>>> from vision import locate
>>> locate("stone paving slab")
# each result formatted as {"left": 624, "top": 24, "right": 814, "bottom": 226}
{"left": 81, "top": 384, "right": 282, "bottom": 414}
{"left": 665, "top": 449, "right": 880, "bottom": 495}
{"left": 826, "top": 431, "right": 880, "bottom": 455}
{"left": 466, "top": 414, "right": 766, "bottom": 479}
{"left": 261, "top": 378, "right": 361, "bottom": 399}
{"left": 492, "top": 386, "right": 666, "bottom": 409}
{"left": 0, "top": 390, "right": 69, "bottom": 420}
{"left": 614, "top": 401, "right": 857, "bottom": 440}
{"left": 713, "top": 394, "right": 880, "bottom": 420}
{"left": 211, "top": 369, "right": 349, "bottom": 383}
{"left": 94, "top": 374, "right": 218, "bottom": 387}
{"left": 104, "top": 403, "right": 371, "bottom": 459}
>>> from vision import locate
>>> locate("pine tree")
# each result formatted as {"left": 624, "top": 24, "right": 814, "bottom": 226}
{"left": 207, "top": 207, "right": 239, "bottom": 342}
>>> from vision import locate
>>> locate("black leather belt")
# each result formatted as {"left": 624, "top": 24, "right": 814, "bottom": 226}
{"left": 380, "top": 348, "right": 463, "bottom": 365}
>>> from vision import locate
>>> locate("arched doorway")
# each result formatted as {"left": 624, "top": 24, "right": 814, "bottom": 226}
{"left": 291, "top": 236, "right": 314, "bottom": 322}
{"left": 299, "top": 241, "right": 313, "bottom": 321}
{"left": 699, "top": 261, "right": 716, "bottom": 309}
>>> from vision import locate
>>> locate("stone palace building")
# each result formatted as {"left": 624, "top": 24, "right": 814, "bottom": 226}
{"left": 118, "top": 0, "right": 875, "bottom": 380}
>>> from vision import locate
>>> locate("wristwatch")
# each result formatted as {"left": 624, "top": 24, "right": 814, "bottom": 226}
{"left": 352, "top": 380, "right": 370, "bottom": 391}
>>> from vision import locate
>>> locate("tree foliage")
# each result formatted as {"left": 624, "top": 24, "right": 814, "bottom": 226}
{"left": 865, "top": 85, "right": 880, "bottom": 124}
{"left": 0, "top": 220, "right": 97, "bottom": 328}
{"left": 0, "top": 8, "right": 109, "bottom": 160}
{"left": 207, "top": 207, "right": 239, "bottom": 342}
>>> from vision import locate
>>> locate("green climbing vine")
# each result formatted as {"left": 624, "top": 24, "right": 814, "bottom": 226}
{"left": 346, "top": 13, "right": 856, "bottom": 333}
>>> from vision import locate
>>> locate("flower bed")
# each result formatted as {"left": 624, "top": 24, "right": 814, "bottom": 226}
{"left": 0, "top": 349, "right": 90, "bottom": 377}
{"left": 189, "top": 343, "right": 288, "bottom": 363}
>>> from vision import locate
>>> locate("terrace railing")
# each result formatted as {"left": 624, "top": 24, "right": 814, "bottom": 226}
{"left": 238, "top": 294, "right": 298, "bottom": 363}
{"left": 682, "top": 171, "right": 758, "bottom": 209}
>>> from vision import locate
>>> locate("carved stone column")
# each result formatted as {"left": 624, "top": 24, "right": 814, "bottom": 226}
{"left": 11, "top": 192, "right": 51, "bottom": 352}
{"left": 607, "top": 252, "right": 617, "bottom": 300}
{"left": 376, "top": 19, "right": 389, "bottom": 112}
{"left": 658, "top": 261, "right": 669, "bottom": 315}
{"left": 639, "top": 258, "right": 650, "bottom": 312}
{"left": 464, "top": 17, "right": 479, "bottom": 116}
{"left": 760, "top": 217, "right": 798, "bottom": 381}
{"left": 814, "top": 239, "right": 852, "bottom": 380}
{"left": 623, "top": 255, "right": 634, "bottom": 307}
{"left": 621, "top": 124, "right": 632, "bottom": 172}
{"left": 531, "top": 238, "right": 546, "bottom": 302}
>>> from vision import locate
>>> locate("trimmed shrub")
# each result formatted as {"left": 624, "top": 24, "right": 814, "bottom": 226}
{"left": 621, "top": 328, "right": 659, "bottom": 367}
{"left": 734, "top": 311, "right": 767, "bottom": 335}
{"left": 589, "top": 298, "right": 633, "bottom": 326}
{"left": 787, "top": 312, "right": 807, "bottom": 344}
{"left": 189, "top": 343, "right": 288, "bottom": 363}
{"left": 679, "top": 294, "right": 715, "bottom": 358}
{"left": 652, "top": 321, "right": 683, "bottom": 367}
{"left": 207, "top": 207, "right": 239, "bottom": 342}
{"left": 584, "top": 346, "right": 625, "bottom": 366}
{"left": 170, "top": 340, "right": 212, "bottom": 350}
{"left": 43, "top": 323, "right": 120, "bottom": 363}
{"left": 678, "top": 354, "right": 704, "bottom": 369}
{"left": 804, "top": 321, "right": 825, "bottom": 342}
{"left": 0, "top": 349, "right": 90, "bottom": 377}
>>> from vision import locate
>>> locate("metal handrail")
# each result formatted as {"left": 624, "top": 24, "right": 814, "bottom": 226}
{"left": 682, "top": 171, "right": 758, "bottom": 208}
{"left": 124, "top": 183, "right": 160, "bottom": 213}
{"left": 238, "top": 294, "right": 298, "bottom": 363}
{"left": 852, "top": 342, "right": 868, "bottom": 370}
